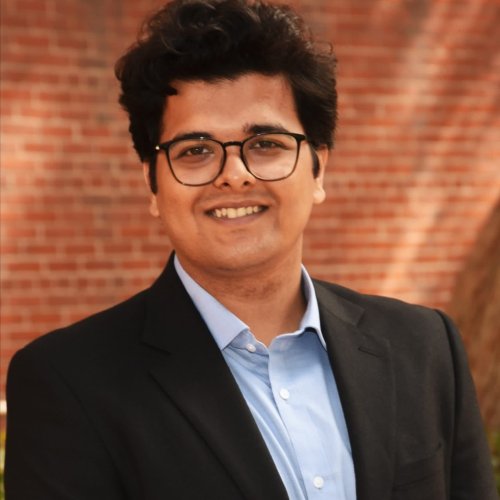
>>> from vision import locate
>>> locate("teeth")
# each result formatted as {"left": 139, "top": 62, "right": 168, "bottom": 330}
{"left": 211, "top": 206, "right": 263, "bottom": 219}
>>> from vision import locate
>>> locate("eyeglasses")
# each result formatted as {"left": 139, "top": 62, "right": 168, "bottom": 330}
{"left": 154, "top": 132, "right": 307, "bottom": 186}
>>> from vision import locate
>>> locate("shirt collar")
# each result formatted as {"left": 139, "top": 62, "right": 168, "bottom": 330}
{"left": 174, "top": 255, "right": 326, "bottom": 350}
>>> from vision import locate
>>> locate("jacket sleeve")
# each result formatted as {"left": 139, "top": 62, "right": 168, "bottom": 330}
{"left": 5, "top": 345, "right": 125, "bottom": 500}
{"left": 437, "top": 311, "right": 498, "bottom": 500}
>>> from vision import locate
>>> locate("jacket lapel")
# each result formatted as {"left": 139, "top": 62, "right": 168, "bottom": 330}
{"left": 141, "top": 257, "right": 288, "bottom": 500}
{"left": 315, "top": 281, "right": 395, "bottom": 500}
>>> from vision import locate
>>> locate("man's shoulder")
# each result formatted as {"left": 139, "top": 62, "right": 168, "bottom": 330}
{"left": 313, "top": 278, "right": 436, "bottom": 313}
{"left": 312, "top": 279, "right": 462, "bottom": 378}
{"left": 17, "top": 288, "right": 151, "bottom": 363}
{"left": 313, "top": 278, "right": 452, "bottom": 341}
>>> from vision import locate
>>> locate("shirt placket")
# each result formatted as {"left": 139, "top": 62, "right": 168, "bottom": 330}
{"left": 269, "top": 334, "right": 338, "bottom": 498}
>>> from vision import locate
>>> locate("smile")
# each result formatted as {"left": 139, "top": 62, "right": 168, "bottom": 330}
{"left": 210, "top": 206, "right": 266, "bottom": 219}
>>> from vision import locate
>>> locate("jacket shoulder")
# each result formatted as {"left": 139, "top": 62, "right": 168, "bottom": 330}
{"left": 313, "top": 278, "right": 453, "bottom": 346}
{"left": 16, "top": 288, "right": 150, "bottom": 363}
{"left": 314, "top": 278, "right": 439, "bottom": 316}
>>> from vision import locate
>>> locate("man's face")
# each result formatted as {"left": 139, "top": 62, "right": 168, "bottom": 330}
{"left": 146, "top": 73, "right": 327, "bottom": 281}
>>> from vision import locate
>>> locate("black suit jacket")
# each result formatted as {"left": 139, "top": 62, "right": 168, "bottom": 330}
{"left": 5, "top": 257, "right": 497, "bottom": 499}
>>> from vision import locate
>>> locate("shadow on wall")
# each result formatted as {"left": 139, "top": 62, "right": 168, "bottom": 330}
{"left": 448, "top": 197, "right": 500, "bottom": 430}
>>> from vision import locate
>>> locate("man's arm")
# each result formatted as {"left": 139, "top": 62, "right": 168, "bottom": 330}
{"left": 438, "top": 311, "right": 498, "bottom": 500}
{"left": 5, "top": 345, "right": 125, "bottom": 500}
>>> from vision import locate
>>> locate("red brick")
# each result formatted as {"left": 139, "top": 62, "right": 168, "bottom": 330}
{"left": 6, "top": 262, "right": 41, "bottom": 272}
{"left": 63, "top": 244, "right": 96, "bottom": 255}
{"left": 47, "top": 262, "right": 79, "bottom": 271}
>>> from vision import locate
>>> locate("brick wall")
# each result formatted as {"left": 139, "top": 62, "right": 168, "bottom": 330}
{"left": 1, "top": 0, "right": 499, "bottom": 426}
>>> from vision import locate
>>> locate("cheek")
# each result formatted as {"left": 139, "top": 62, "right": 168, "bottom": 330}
{"left": 154, "top": 188, "right": 201, "bottom": 233}
{"left": 279, "top": 181, "right": 316, "bottom": 224}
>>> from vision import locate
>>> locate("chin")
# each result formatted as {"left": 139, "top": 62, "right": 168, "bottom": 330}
{"left": 208, "top": 249, "right": 270, "bottom": 273}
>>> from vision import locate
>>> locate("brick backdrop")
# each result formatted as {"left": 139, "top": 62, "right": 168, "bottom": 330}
{"left": 1, "top": 0, "right": 499, "bottom": 426}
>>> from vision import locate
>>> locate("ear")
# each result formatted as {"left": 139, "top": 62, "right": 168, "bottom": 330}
{"left": 142, "top": 163, "right": 160, "bottom": 218}
{"left": 312, "top": 146, "right": 328, "bottom": 205}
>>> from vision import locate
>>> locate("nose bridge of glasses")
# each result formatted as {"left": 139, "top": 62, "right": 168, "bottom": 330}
{"left": 221, "top": 140, "right": 245, "bottom": 161}
{"left": 220, "top": 140, "right": 247, "bottom": 166}
{"left": 221, "top": 140, "right": 244, "bottom": 149}
{"left": 215, "top": 139, "right": 255, "bottom": 183}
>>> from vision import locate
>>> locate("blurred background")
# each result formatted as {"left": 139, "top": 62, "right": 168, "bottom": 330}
{"left": 1, "top": 0, "right": 499, "bottom": 446}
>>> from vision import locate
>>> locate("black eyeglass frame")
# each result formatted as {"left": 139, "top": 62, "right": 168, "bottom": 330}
{"left": 154, "top": 132, "right": 307, "bottom": 186}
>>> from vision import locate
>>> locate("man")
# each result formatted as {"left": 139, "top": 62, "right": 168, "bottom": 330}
{"left": 5, "top": 0, "right": 497, "bottom": 499}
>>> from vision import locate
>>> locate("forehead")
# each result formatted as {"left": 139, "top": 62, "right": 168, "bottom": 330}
{"left": 161, "top": 73, "right": 303, "bottom": 139}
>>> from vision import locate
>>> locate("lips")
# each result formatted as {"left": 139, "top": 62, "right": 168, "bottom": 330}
{"left": 209, "top": 205, "right": 266, "bottom": 219}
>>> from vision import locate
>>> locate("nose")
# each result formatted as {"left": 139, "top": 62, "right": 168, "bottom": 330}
{"left": 213, "top": 145, "right": 256, "bottom": 189}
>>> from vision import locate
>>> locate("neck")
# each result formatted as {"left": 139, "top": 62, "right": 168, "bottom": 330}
{"left": 179, "top": 254, "right": 306, "bottom": 345}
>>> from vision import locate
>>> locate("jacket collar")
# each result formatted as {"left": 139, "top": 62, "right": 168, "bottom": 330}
{"left": 141, "top": 255, "right": 289, "bottom": 500}
{"left": 314, "top": 280, "right": 395, "bottom": 500}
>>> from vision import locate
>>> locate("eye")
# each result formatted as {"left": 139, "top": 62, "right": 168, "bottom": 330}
{"left": 246, "top": 134, "right": 295, "bottom": 159}
{"left": 170, "top": 140, "right": 217, "bottom": 162}
{"left": 177, "top": 144, "right": 213, "bottom": 158}
{"left": 249, "top": 139, "right": 283, "bottom": 150}
{"left": 246, "top": 133, "right": 297, "bottom": 153}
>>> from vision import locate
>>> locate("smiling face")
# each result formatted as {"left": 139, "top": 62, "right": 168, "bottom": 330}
{"left": 146, "top": 73, "right": 327, "bottom": 283}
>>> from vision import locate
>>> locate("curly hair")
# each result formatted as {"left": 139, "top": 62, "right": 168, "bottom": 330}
{"left": 115, "top": 0, "right": 337, "bottom": 192}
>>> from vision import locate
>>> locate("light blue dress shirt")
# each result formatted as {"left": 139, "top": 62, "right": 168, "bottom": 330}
{"left": 174, "top": 257, "right": 356, "bottom": 499}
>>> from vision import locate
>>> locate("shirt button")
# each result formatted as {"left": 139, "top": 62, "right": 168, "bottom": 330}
{"left": 313, "top": 476, "right": 324, "bottom": 489}
{"left": 245, "top": 343, "right": 256, "bottom": 353}
{"left": 279, "top": 388, "right": 290, "bottom": 400}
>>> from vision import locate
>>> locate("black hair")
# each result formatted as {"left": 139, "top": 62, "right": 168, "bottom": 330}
{"left": 115, "top": 0, "right": 337, "bottom": 192}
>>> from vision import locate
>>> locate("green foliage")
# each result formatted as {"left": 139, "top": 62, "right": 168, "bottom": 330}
{"left": 489, "top": 429, "right": 500, "bottom": 494}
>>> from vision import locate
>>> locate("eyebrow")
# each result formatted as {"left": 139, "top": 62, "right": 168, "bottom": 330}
{"left": 244, "top": 123, "right": 290, "bottom": 135}
{"left": 169, "top": 131, "right": 214, "bottom": 141}
{"left": 168, "top": 123, "right": 291, "bottom": 142}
